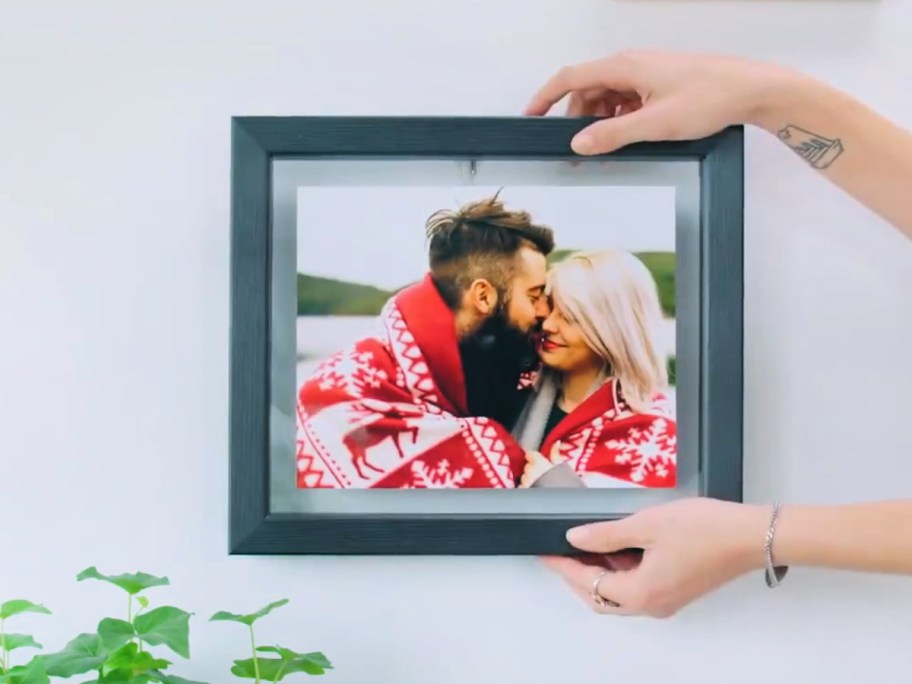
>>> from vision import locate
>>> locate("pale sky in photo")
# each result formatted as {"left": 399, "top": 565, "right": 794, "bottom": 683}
{"left": 297, "top": 185, "right": 676, "bottom": 290}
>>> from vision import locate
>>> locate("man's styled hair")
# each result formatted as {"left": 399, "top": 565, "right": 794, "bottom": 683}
{"left": 424, "top": 192, "right": 555, "bottom": 309}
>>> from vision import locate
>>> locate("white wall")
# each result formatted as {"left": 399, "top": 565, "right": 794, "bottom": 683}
{"left": 3, "top": 1, "right": 912, "bottom": 682}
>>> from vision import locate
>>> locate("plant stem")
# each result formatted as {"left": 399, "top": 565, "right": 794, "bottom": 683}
{"left": 1, "top": 617, "right": 7, "bottom": 672}
{"left": 248, "top": 625, "right": 261, "bottom": 684}
{"left": 128, "top": 596, "right": 144, "bottom": 652}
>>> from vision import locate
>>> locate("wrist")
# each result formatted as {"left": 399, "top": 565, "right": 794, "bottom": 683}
{"left": 743, "top": 65, "right": 817, "bottom": 133}
{"left": 728, "top": 502, "right": 775, "bottom": 574}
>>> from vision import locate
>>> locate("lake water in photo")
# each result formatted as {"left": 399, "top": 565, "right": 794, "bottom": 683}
{"left": 296, "top": 315, "right": 678, "bottom": 408}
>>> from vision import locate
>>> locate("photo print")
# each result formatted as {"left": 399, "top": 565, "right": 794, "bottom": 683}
{"left": 293, "top": 185, "right": 677, "bottom": 490}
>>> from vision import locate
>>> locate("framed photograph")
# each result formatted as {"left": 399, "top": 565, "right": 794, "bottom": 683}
{"left": 229, "top": 116, "right": 743, "bottom": 555}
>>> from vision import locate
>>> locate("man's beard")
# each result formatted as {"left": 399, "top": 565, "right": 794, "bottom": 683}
{"left": 458, "top": 302, "right": 540, "bottom": 429}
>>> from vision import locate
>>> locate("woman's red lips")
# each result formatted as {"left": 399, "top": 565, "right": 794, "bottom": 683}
{"left": 540, "top": 338, "right": 564, "bottom": 352}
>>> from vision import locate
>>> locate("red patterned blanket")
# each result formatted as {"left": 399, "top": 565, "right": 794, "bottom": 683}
{"left": 296, "top": 275, "right": 527, "bottom": 489}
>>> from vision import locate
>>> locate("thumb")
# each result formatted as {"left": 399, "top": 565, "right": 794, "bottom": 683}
{"left": 549, "top": 440, "right": 563, "bottom": 462}
{"left": 570, "top": 101, "right": 672, "bottom": 155}
{"left": 565, "top": 515, "right": 646, "bottom": 552}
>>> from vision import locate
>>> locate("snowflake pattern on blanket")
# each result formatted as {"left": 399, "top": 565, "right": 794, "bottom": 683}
{"left": 542, "top": 378, "right": 677, "bottom": 488}
{"left": 296, "top": 275, "right": 527, "bottom": 489}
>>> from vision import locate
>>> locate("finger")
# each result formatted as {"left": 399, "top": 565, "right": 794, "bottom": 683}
{"left": 565, "top": 515, "right": 647, "bottom": 553}
{"left": 522, "top": 453, "right": 552, "bottom": 485}
{"left": 525, "top": 451, "right": 549, "bottom": 470}
{"left": 570, "top": 100, "right": 676, "bottom": 155}
{"left": 603, "top": 548, "right": 644, "bottom": 572}
{"left": 524, "top": 55, "right": 642, "bottom": 116}
{"left": 520, "top": 463, "right": 533, "bottom": 486}
{"left": 569, "top": 89, "right": 620, "bottom": 118}
{"left": 524, "top": 454, "right": 544, "bottom": 469}
{"left": 549, "top": 440, "right": 563, "bottom": 462}
{"left": 540, "top": 556, "right": 635, "bottom": 615}
{"left": 546, "top": 549, "right": 642, "bottom": 572}
{"left": 539, "top": 554, "right": 565, "bottom": 571}
{"left": 565, "top": 91, "right": 587, "bottom": 117}
{"left": 593, "top": 91, "right": 630, "bottom": 118}
{"left": 616, "top": 96, "right": 642, "bottom": 116}
{"left": 591, "top": 96, "right": 618, "bottom": 118}
{"left": 564, "top": 576, "right": 630, "bottom": 615}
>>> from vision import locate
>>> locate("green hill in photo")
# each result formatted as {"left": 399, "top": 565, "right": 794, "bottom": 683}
{"left": 296, "top": 274, "right": 394, "bottom": 316}
{"left": 548, "top": 249, "right": 676, "bottom": 317}
{"left": 633, "top": 251, "right": 676, "bottom": 317}
{"left": 297, "top": 250, "right": 675, "bottom": 317}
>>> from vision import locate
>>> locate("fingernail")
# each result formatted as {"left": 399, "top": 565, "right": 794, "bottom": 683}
{"left": 571, "top": 133, "right": 594, "bottom": 154}
{"left": 566, "top": 526, "right": 587, "bottom": 544}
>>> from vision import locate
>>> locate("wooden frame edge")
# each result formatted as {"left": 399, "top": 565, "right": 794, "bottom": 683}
{"left": 228, "top": 117, "right": 745, "bottom": 555}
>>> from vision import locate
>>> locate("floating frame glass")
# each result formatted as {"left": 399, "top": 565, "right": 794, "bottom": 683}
{"left": 228, "top": 116, "right": 744, "bottom": 555}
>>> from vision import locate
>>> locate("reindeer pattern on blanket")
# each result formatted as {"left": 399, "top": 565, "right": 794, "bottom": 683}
{"left": 295, "top": 275, "right": 528, "bottom": 489}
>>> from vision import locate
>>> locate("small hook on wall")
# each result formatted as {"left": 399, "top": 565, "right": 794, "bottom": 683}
{"left": 461, "top": 158, "right": 478, "bottom": 185}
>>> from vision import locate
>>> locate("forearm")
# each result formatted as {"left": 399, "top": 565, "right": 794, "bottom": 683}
{"left": 765, "top": 500, "right": 912, "bottom": 575}
{"left": 751, "top": 70, "right": 912, "bottom": 241}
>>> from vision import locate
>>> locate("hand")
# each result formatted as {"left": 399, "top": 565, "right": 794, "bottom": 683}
{"left": 524, "top": 49, "right": 796, "bottom": 155}
{"left": 541, "top": 497, "right": 770, "bottom": 617}
{"left": 519, "top": 441, "right": 564, "bottom": 487}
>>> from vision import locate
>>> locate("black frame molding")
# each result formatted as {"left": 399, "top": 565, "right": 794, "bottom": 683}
{"left": 228, "top": 116, "right": 744, "bottom": 555}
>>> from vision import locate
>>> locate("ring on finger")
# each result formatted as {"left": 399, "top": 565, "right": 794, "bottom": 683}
{"left": 590, "top": 569, "right": 621, "bottom": 609}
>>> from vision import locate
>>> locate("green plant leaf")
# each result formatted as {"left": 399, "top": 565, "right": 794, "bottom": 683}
{"left": 231, "top": 652, "right": 331, "bottom": 680}
{"left": 0, "top": 634, "right": 42, "bottom": 652}
{"left": 149, "top": 672, "right": 209, "bottom": 684}
{"left": 255, "top": 647, "right": 332, "bottom": 670}
{"left": 95, "top": 668, "right": 156, "bottom": 684}
{"left": 98, "top": 619, "right": 136, "bottom": 651}
{"left": 76, "top": 568, "right": 169, "bottom": 596}
{"left": 136, "top": 597, "right": 150, "bottom": 609}
{"left": 38, "top": 633, "right": 107, "bottom": 677}
{"left": 102, "top": 643, "right": 169, "bottom": 677}
{"left": 0, "top": 602, "right": 51, "bottom": 620}
{"left": 208, "top": 599, "right": 289, "bottom": 626}
{"left": 133, "top": 607, "right": 191, "bottom": 659}
{"left": 0, "top": 658, "right": 50, "bottom": 684}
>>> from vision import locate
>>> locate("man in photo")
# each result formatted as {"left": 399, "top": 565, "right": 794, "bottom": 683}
{"left": 295, "top": 193, "right": 554, "bottom": 489}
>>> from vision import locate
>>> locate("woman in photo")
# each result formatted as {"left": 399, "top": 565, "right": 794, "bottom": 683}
{"left": 513, "top": 249, "right": 677, "bottom": 489}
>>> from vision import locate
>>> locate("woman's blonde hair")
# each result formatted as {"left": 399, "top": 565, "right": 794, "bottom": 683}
{"left": 546, "top": 249, "right": 669, "bottom": 413}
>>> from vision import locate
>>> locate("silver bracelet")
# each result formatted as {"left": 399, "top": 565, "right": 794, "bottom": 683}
{"left": 764, "top": 502, "right": 789, "bottom": 588}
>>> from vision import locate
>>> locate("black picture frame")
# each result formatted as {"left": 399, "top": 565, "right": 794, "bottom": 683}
{"left": 228, "top": 116, "right": 744, "bottom": 556}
